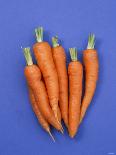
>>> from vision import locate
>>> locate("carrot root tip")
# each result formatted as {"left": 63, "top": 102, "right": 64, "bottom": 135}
{"left": 55, "top": 115, "right": 64, "bottom": 133}
{"left": 69, "top": 134, "right": 75, "bottom": 138}
{"left": 60, "top": 124, "right": 64, "bottom": 133}
{"left": 60, "top": 128, "right": 64, "bottom": 134}
{"left": 48, "top": 130, "right": 55, "bottom": 142}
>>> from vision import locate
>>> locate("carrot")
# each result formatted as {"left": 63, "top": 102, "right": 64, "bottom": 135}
{"left": 80, "top": 34, "right": 99, "bottom": 123}
{"left": 23, "top": 47, "right": 63, "bottom": 133}
{"left": 28, "top": 87, "right": 55, "bottom": 142}
{"left": 33, "top": 27, "right": 59, "bottom": 122}
{"left": 68, "top": 48, "right": 83, "bottom": 138}
{"left": 57, "top": 106, "right": 62, "bottom": 123}
{"left": 52, "top": 36, "right": 68, "bottom": 127}
{"left": 40, "top": 73, "right": 61, "bottom": 123}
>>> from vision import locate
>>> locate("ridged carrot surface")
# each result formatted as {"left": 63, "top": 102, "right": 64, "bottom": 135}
{"left": 68, "top": 48, "right": 83, "bottom": 138}
{"left": 28, "top": 88, "right": 55, "bottom": 141}
{"left": 33, "top": 27, "right": 59, "bottom": 121}
{"left": 23, "top": 48, "right": 62, "bottom": 132}
{"left": 52, "top": 36, "right": 68, "bottom": 127}
{"left": 80, "top": 34, "right": 99, "bottom": 123}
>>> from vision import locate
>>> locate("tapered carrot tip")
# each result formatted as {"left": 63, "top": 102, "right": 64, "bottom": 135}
{"left": 48, "top": 130, "right": 55, "bottom": 142}
{"left": 61, "top": 125, "right": 64, "bottom": 133}
{"left": 79, "top": 117, "right": 83, "bottom": 124}
{"left": 61, "top": 124, "right": 64, "bottom": 133}
{"left": 58, "top": 120, "right": 64, "bottom": 134}
{"left": 69, "top": 134, "right": 75, "bottom": 138}
{"left": 80, "top": 108, "right": 86, "bottom": 124}
{"left": 56, "top": 119, "right": 64, "bottom": 134}
{"left": 55, "top": 113, "right": 63, "bottom": 131}
{"left": 60, "top": 128, "right": 64, "bottom": 134}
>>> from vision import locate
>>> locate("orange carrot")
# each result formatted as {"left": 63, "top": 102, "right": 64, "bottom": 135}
{"left": 68, "top": 48, "right": 83, "bottom": 138}
{"left": 41, "top": 74, "right": 61, "bottom": 123}
{"left": 33, "top": 27, "right": 59, "bottom": 122}
{"left": 23, "top": 47, "right": 63, "bottom": 133}
{"left": 80, "top": 34, "right": 99, "bottom": 123}
{"left": 52, "top": 36, "right": 68, "bottom": 127}
{"left": 57, "top": 106, "right": 62, "bottom": 123}
{"left": 28, "top": 88, "right": 55, "bottom": 142}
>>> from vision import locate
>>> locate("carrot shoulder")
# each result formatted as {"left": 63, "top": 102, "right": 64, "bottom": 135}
{"left": 23, "top": 47, "right": 63, "bottom": 132}
{"left": 33, "top": 27, "right": 59, "bottom": 121}
{"left": 68, "top": 48, "right": 83, "bottom": 138}
{"left": 52, "top": 36, "right": 68, "bottom": 127}
{"left": 80, "top": 34, "right": 99, "bottom": 123}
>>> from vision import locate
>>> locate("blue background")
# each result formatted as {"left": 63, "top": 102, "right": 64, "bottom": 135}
{"left": 0, "top": 0, "right": 116, "bottom": 154}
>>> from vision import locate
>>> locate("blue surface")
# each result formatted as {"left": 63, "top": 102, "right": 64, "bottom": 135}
{"left": 0, "top": 0, "right": 116, "bottom": 154}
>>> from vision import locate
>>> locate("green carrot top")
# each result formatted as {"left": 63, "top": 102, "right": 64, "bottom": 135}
{"left": 69, "top": 48, "right": 77, "bottom": 61}
{"left": 87, "top": 34, "right": 95, "bottom": 50}
{"left": 35, "top": 27, "right": 43, "bottom": 43}
{"left": 23, "top": 47, "right": 33, "bottom": 66}
{"left": 52, "top": 36, "right": 59, "bottom": 48}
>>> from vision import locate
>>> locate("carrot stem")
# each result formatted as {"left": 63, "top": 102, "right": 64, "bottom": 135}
{"left": 87, "top": 34, "right": 95, "bottom": 49}
{"left": 69, "top": 48, "right": 77, "bottom": 61}
{"left": 23, "top": 47, "right": 33, "bottom": 65}
{"left": 52, "top": 36, "right": 59, "bottom": 47}
{"left": 35, "top": 27, "right": 43, "bottom": 42}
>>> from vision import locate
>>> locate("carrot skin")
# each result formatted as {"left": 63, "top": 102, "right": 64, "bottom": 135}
{"left": 24, "top": 65, "right": 61, "bottom": 131}
{"left": 52, "top": 46, "right": 68, "bottom": 127}
{"left": 80, "top": 49, "right": 99, "bottom": 123}
{"left": 28, "top": 88, "right": 50, "bottom": 132}
{"left": 29, "top": 88, "right": 55, "bottom": 141}
{"left": 33, "top": 42, "right": 59, "bottom": 120}
{"left": 57, "top": 106, "right": 62, "bottom": 122}
{"left": 68, "top": 61, "right": 83, "bottom": 138}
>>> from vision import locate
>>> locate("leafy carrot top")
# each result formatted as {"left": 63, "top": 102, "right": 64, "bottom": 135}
{"left": 35, "top": 27, "right": 43, "bottom": 43}
{"left": 69, "top": 48, "right": 77, "bottom": 61}
{"left": 52, "top": 36, "right": 59, "bottom": 48}
{"left": 23, "top": 47, "right": 33, "bottom": 66}
{"left": 87, "top": 34, "right": 95, "bottom": 50}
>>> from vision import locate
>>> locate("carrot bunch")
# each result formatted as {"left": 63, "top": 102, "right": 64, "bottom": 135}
{"left": 22, "top": 28, "right": 99, "bottom": 141}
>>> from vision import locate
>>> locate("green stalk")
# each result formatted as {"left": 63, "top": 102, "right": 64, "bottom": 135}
{"left": 69, "top": 48, "right": 77, "bottom": 61}
{"left": 23, "top": 47, "right": 33, "bottom": 66}
{"left": 52, "top": 36, "right": 59, "bottom": 47}
{"left": 87, "top": 34, "right": 95, "bottom": 49}
{"left": 35, "top": 27, "right": 43, "bottom": 42}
